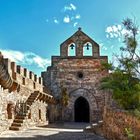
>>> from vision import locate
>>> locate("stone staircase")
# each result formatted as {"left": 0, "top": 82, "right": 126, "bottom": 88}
{"left": 9, "top": 91, "right": 39, "bottom": 131}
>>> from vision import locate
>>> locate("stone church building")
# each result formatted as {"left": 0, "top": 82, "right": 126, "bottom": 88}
{"left": 0, "top": 28, "right": 108, "bottom": 133}
{"left": 42, "top": 28, "right": 108, "bottom": 123}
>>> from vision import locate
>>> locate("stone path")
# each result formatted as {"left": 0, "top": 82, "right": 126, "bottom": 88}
{"left": 0, "top": 123, "right": 108, "bottom": 140}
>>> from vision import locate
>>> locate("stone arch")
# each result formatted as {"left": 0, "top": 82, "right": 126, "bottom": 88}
{"left": 83, "top": 42, "right": 93, "bottom": 56}
{"left": 63, "top": 88, "right": 98, "bottom": 122}
{"left": 68, "top": 43, "right": 76, "bottom": 56}
{"left": 69, "top": 87, "right": 98, "bottom": 108}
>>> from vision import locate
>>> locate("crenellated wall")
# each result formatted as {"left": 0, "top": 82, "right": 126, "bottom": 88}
{"left": 0, "top": 52, "right": 55, "bottom": 134}
{"left": 3, "top": 59, "right": 43, "bottom": 92}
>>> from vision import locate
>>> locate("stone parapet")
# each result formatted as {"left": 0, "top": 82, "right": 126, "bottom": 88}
{"left": 3, "top": 58, "right": 43, "bottom": 92}
{"left": 51, "top": 56, "right": 108, "bottom": 66}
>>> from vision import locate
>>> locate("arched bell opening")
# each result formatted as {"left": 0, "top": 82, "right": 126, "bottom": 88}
{"left": 83, "top": 42, "right": 93, "bottom": 56}
{"left": 74, "top": 96, "right": 90, "bottom": 122}
{"left": 68, "top": 43, "right": 76, "bottom": 56}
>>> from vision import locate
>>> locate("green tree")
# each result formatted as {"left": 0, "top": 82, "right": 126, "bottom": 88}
{"left": 101, "top": 18, "right": 140, "bottom": 110}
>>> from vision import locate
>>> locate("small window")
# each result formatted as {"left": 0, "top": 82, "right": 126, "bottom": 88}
{"left": 68, "top": 43, "right": 76, "bottom": 56}
{"left": 39, "top": 109, "right": 41, "bottom": 120}
{"left": 33, "top": 82, "right": 36, "bottom": 89}
{"left": 23, "top": 78, "right": 25, "bottom": 85}
{"left": 77, "top": 72, "right": 84, "bottom": 79}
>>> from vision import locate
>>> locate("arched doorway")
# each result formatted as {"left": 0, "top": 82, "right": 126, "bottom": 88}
{"left": 74, "top": 97, "right": 89, "bottom": 122}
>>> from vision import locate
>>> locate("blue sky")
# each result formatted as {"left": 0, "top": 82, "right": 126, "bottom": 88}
{"left": 0, "top": 0, "right": 140, "bottom": 75}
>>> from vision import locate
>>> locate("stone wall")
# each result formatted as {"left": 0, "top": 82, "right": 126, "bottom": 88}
{"left": 3, "top": 58, "right": 43, "bottom": 92}
{"left": 0, "top": 86, "right": 15, "bottom": 134}
{"left": 42, "top": 56, "right": 108, "bottom": 123}
{"left": 0, "top": 52, "right": 53, "bottom": 134}
{"left": 0, "top": 85, "right": 48, "bottom": 134}
{"left": 102, "top": 107, "right": 140, "bottom": 140}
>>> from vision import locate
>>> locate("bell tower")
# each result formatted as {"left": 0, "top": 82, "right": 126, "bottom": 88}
{"left": 60, "top": 27, "right": 100, "bottom": 57}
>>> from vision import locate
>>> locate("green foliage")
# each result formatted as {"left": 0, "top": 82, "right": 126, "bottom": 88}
{"left": 125, "top": 127, "right": 136, "bottom": 140}
{"left": 60, "top": 86, "right": 69, "bottom": 107}
{"left": 130, "top": 109, "right": 140, "bottom": 119}
{"left": 100, "top": 18, "right": 140, "bottom": 110}
{"left": 101, "top": 69, "right": 140, "bottom": 109}
{"left": 101, "top": 61, "right": 114, "bottom": 71}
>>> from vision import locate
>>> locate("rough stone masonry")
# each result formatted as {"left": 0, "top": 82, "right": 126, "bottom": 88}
{"left": 42, "top": 28, "right": 108, "bottom": 123}
{"left": 0, "top": 28, "right": 109, "bottom": 133}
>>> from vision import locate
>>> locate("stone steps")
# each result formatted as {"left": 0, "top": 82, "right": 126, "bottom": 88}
{"left": 26, "top": 99, "right": 35, "bottom": 102}
{"left": 15, "top": 115, "right": 26, "bottom": 119}
{"left": 9, "top": 126, "right": 20, "bottom": 131}
{"left": 9, "top": 92, "right": 39, "bottom": 131}
{"left": 11, "top": 122, "right": 22, "bottom": 127}
{"left": 27, "top": 97, "right": 36, "bottom": 100}
{"left": 14, "top": 119, "right": 24, "bottom": 123}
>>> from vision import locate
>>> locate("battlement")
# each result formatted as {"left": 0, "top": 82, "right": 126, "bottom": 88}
{"left": 3, "top": 58, "right": 43, "bottom": 92}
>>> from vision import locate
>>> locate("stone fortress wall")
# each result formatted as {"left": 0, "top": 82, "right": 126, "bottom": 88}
{"left": 3, "top": 58, "right": 43, "bottom": 92}
{"left": 0, "top": 52, "right": 55, "bottom": 133}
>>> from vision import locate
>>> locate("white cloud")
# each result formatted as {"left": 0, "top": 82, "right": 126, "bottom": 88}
{"left": 70, "top": 3, "right": 76, "bottom": 11}
{"left": 63, "top": 15, "right": 70, "bottom": 23}
{"left": 45, "top": 3, "right": 80, "bottom": 28}
{"left": 99, "top": 43, "right": 108, "bottom": 51}
{"left": 0, "top": 49, "right": 51, "bottom": 69}
{"left": 75, "top": 14, "right": 81, "bottom": 19}
{"left": 54, "top": 19, "right": 59, "bottom": 24}
{"left": 105, "top": 24, "right": 132, "bottom": 40}
{"left": 63, "top": 3, "right": 76, "bottom": 11}
{"left": 117, "top": 25, "right": 122, "bottom": 30}
{"left": 106, "top": 26, "right": 113, "bottom": 33}
{"left": 73, "top": 22, "right": 78, "bottom": 27}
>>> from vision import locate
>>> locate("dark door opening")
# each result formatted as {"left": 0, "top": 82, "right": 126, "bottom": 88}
{"left": 74, "top": 96, "right": 89, "bottom": 122}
